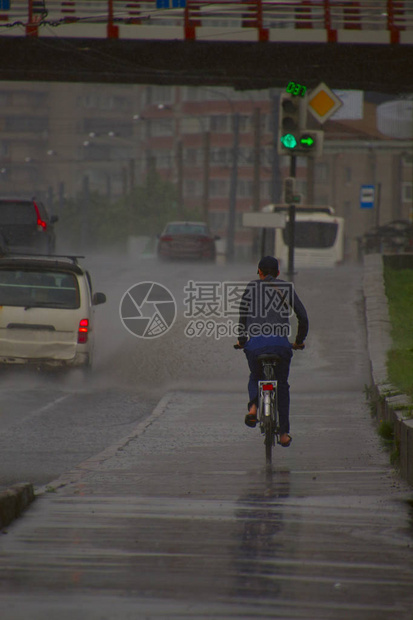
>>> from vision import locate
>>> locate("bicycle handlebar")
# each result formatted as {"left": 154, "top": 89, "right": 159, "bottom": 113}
{"left": 234, "top": 342, "right": 305, "bottom": 350}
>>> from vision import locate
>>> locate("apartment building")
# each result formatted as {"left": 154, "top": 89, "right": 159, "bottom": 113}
{"left": 0, "top": 82, "right": 411, "bottom": 260}
{"left": 0, "top": 81, "right": 141, "bottom": 203}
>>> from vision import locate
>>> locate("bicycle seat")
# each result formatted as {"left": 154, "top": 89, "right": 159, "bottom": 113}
{"left": 257, "top": 353, "right": 281, "bottom": 363}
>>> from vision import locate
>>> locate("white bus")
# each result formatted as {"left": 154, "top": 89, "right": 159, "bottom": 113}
{"left": 262, "top": 205, "right": 345, "bottom": 268}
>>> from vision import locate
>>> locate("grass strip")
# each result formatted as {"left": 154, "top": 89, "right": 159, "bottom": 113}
{"left": 383, "top": 266, "right": 413, "bottom": 398}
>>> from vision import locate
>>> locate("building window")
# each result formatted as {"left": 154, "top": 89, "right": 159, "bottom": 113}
{"left": 209, "top": 115, "right": 229, "bottom": 133}
{"left": 150, "top": 149, "right": 173, "bottom": 169}
{"left": 238, "top": 147, "right": 254, "bottom": 165}
{"left": 181, "top": 117, "right": 205, "bottom": 134}
{"left": 296, "top": 180, "right": 307, "bottom": 196}
{"left": 82, "top": 144, "right": 110, "bottom": 161}
{"left": 0, "top": 91, "right": 10, "bottom": 106}
{"left": 206, "top": 88, "right": 232, "bottom": 102}
{"left": 315, "top": 162, "right": 329, "bottom": 183}
{"left": 260, "top": 180, "right": 272, "bottom": 199}
{"left": 343, "top": 200, "right": 351, "bottom": 218}
{"left": 238, "top": 115, "right": 251, "bottom": 133}
{"left": 184, "top": 148, "right": 200, "bottom": 166}
{"left": 210, "top": 179, "right": 228, "bottom": 197}
{"left": 182, "top": 87, "right": 201, "bottom": 102}
{"left": 184, "top": 179, "right": 201, "bottom": 197}
{"left": 209, "top": 211, "right": 228, "bottom": 230}
{"left": 237, "top": 179, "right": 253, "bottom": 198}
{"left": 146, "top": 119, "right": 174, "bottom": 137}
{"left": 144, "top": 86, "right": 174, "bottom": 106}
{"left": 0, "top": 141, "right": 9, "bottom": 157}
{"left": 210, "top": 147, "right": 231, "bottom": 166}
{"left": 402, "top": 182, "right": 412, "bottom": 202}
{"left": 5, "top": 116, "right": 48, "bottom": 133}
{"left": 402, "top": 153, "right": 413, "bottom": 166}
{"left": 261, "top": 147, "right": 274, "bottom": 166}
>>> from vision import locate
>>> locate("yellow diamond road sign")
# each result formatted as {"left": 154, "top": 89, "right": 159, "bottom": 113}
{"left": 307, "top": 82, "right": 343, "bottom": 124}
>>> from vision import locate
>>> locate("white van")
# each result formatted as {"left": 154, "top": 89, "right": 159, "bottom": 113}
{"left": 262, "top": 205, "right": 345, "bottom": 268}
{"left": 0, "top": 255, "right": 106, "bottom": 368}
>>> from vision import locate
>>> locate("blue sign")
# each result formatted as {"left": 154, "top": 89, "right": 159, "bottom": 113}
{"left": 156, "top": 0, "right": 185, "bottom": 7}
{"left": 0, "top": 1, "right": 10, "bottom": 9}
{"left": 360, "top": 184, "right": 375, "bottom": 209}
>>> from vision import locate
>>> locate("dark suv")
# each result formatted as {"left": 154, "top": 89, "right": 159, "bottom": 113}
{"left": 0, "top": 197, "right": 58, "bottom": 255}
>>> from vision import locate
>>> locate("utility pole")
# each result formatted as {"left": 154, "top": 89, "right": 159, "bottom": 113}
{"left": 306, "top": 156, "right": 314, "bottom": 205}
{"left": 202, "top": 131, "right": 210, "bottom": 224}
{"left": 287, "top": 156, "right": 296, "bottom": 281}
{"left": 81, "top": 175, "right": 90, "bottom": 250}
{"left": 226, "top": 112, "right": 240, "bottom": 262}
{"left": 252, "top": 107, "right": 261, "bottom": 259}
{"left": 271, "top": 93, "right": 282, "bottom": 205}
{"left": 176, "top": 139, "right": 184, "bottom": 218}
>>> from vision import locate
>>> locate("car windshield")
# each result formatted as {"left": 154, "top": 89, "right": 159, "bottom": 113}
{"left": 282, "top": 222, "right": 338, "bottom": 249}
{"left": 0, "top": 202, "right": 37, "bottom": 225}
{"left": 166, "top": 224, "right": 208, "bottom": 235}
{"left": 0, "top": 269, "right": 80, "bottom": 309}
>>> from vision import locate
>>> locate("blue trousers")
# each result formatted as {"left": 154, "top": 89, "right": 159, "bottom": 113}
{"left": 244, "top": 345, "right": 292, "bottom": 436}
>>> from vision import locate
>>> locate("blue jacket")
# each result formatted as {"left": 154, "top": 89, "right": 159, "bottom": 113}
{"left": 238, "top": 274, "right": 308, "bottom": 348}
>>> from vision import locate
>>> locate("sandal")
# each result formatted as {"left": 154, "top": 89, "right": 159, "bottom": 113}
{"left": 280, "top": 434, "right": 292, "bottom": 447}
{"left": 244, "top": 413, "right": 257, "bottom": 428}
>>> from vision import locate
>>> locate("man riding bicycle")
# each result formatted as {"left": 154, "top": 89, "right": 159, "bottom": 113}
{"left": 236, "top": 256, "right": 309, "bottom": 447}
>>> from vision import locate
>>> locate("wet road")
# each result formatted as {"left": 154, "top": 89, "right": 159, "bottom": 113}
{"left": 1, "top": 258, "right": 413, "bottom": 618}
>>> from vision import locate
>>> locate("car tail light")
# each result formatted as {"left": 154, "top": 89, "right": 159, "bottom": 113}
{"left": 78, "top": 318, "right": 89, "bottom": 344}
{"left": 34, "top": 201, "right": 47, "bottom": 230}
{"left": 160, "top": 235, "right": 173, "bottom": 242}
{"left": 262, "top": 383, "right": 274, "bottom": 391}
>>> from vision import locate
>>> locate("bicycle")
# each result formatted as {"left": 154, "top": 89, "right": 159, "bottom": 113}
{"left": 234, "top": 345, "right": 282, "bottom": 466}
{"left": 257, "top": 353, "right": 282, "bottom": 466}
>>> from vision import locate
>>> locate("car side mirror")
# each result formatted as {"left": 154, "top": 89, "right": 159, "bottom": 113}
{"left": 92, "top": 292, "right": 106, "bottom": 306}
{"left": 50, "top": 215, "right": 59, "bottom": 224}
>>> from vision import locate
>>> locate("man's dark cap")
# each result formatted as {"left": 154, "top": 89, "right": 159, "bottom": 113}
{"left": 257, "top": 256, "right": 279, "bottom": 274}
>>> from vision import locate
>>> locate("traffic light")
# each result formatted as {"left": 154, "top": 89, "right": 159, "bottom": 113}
{"left": 283, "top": 177, "right": 302, "bottom": 204}
{"left": 278, "top": 93, "right": 306, "bottom": 156}
{"left": 296, "top": 129, "right": 324, "bottom": 157}
{"left": 283, "top": 177, "right": 295, "bottom": 203}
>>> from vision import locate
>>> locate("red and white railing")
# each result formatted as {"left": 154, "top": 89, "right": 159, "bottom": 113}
{"left": 0, "top": 1, "right": 411, "bottom": 44}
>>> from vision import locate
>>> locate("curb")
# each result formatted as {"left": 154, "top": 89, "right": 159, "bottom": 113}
{"left": 0, "top": 395, "right": 174, "bottom": 526}
{"left": 363, "top": 253, "right": 413, "bottom": 486}
{"left": 0, "top": 483, "right": 35, "bottom": 530}
{"left": 36, "top": 392, "right": 175, "bottom": 496}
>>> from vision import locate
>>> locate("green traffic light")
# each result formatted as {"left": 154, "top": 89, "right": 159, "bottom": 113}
{"left": 280, "top": 133, "right": 297, "bottom": 149}
{"left": 300, "top": 135, "right": 315, "bottom": 147}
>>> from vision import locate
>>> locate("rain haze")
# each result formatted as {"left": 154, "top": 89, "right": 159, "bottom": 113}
{"left": 1, "top": 4, "right": 413, "bottom": 618}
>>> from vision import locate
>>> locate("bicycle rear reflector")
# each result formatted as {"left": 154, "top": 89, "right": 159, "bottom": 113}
{"left": 262, "top": 383, "right": 274, "bottom": 391}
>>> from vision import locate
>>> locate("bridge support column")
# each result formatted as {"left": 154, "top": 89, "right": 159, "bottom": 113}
{"left": 107, "top": 0, "right": 119, "bottom": 38}
{"left": 26, "top": 0, "right": 38, "bottom": 36}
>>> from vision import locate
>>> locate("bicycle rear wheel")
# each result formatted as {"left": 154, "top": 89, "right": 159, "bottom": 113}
{"left": 264, "top": 417, "right": 274, "bottom": 465}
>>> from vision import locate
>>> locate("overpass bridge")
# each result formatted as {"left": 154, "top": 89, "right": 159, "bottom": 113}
{"left": 0, "top": 1, "right": 412, "bottom": 91}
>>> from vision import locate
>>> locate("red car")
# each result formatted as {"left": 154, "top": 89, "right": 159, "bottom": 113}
{"left": 157, "top": 221, "right": 218, "bottom": 261}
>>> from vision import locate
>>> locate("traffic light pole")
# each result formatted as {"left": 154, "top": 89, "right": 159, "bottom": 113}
{"left": 287, "top": 155, "right": 296, "bottom": 281}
